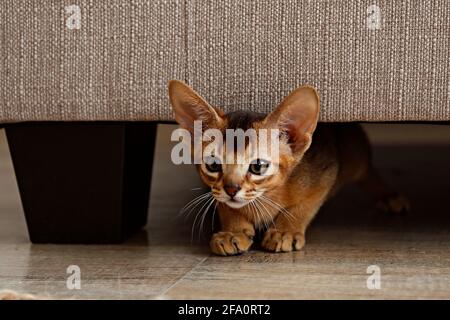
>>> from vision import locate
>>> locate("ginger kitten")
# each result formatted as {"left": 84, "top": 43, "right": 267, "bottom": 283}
{"left": 168, "top": 80, "right": 409, "bottom": 256}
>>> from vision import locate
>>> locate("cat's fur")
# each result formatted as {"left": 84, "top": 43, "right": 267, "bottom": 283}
{"left": 169, "top": 80, "right": 409, "bottom": 256}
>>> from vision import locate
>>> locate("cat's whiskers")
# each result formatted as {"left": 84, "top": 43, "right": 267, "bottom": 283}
{"left": 185, "top": 197, "right": 211, "bottom": 222}
{"left": 179, "top": 191, "right": 223, "bottom": 241}
{"left": 260, "top": 195, "right": 296, "bottom": 223}
{"left": 247, "top": 201, "right": 253, "bottom": 222}
{"left": 251, "top": 200, "right": 266, "bottom": 230}
{"left": 247, "top": 200, "right": 262, "bottom": 229}
{"left": 259, "top": 196, "right": 293, "bottom": 225}
{"left": 211, "top": 201, "right": 219, "bottom": 231}
{"left": 180, "top": 192, "right": 211, "bottom": 212}
{"left": 252, "top": 198, "right": 270, "bottom": 230}
{"left": 191, "top": 195, "right": 214, "bottom": 242}
{"left": 178, "top": 192, "right": 212, "bottom": 221}
{"left": 199, "top": 197, "right": 216, "bottom": 238}
{"left": 250, "top": 199, "right": 266, "bottom": 229}
{"left": 269, "top": 199, "right": 295, "bottom": 223}
{"left": 255, "top": 197, "right": 276, "bottom": 230}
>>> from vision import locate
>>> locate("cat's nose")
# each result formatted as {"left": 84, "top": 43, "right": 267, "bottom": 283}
{"left": 224, "top": 184, "right": 241, "bottom": 198}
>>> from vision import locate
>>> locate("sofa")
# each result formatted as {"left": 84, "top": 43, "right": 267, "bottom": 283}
{"left": 0, "top": 1, "right": 448, "bottom": 243}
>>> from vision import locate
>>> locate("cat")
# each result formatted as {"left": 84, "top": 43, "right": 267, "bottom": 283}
{"left": 168, "top": 80, "right": 409, "bottom": 256}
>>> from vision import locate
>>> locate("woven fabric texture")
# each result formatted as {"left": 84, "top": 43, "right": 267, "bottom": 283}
{"left": 0, "top": 0, "right": 449, "bottom": 123}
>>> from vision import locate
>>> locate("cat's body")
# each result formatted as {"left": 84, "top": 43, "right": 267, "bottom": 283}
{"left": 209, "top": 121, "right": 378, "bottom": 254}
{"left": 169, "top": 81, "right": 408, "bottom": 255}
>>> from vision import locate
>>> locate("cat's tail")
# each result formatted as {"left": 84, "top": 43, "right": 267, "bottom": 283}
{"left": 357, "top": 164, "right": 410, "bottom": 215}
{"left": 338, "top": 124, "right": 410, "bottom": 215}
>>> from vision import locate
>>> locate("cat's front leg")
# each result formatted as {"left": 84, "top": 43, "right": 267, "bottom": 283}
{"left": 262, "top": 228, "right": 306, "bottom": 252}
{"left": 262, "top": 203, "right": 322, "bottom": 253}
{"left": 210, "top": 208, "right": 255, "bottom": 256}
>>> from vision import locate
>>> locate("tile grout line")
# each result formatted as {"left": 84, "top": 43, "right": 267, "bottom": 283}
{"left": 156, "top": 256, "right": 209, "bottom": 299}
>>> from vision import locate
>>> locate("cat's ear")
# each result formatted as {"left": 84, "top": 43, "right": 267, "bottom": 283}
{"left": 168, "top": 80, "right": 224, "bottom": 133}
{"left": 265, "top": 85, "right": 320, "bottom": 153}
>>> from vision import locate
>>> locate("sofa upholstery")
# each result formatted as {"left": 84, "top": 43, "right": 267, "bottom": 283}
{"left": 0, "top": 0, "right": 449, "bottom": 123}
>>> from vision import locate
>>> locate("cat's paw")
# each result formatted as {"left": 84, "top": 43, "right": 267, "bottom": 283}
{"left": 210, "top": 231, "right": 253, "bottom": 256}
{"left": 377, "top": 194, "right": 410, "bottom": 215}
{"left": 262, "top": 230, "right": 305, "bottom": 253}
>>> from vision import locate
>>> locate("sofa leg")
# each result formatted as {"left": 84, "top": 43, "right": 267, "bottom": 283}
{"left": 5, "top": 122, "right": 157, "bottom": 244}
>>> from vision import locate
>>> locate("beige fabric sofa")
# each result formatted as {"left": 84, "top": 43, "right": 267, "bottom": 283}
{"left": 1, "top": 0, "right": 449, "bottom": 123}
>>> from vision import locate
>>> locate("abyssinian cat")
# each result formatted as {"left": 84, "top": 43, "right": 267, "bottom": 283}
{"left": 168, "top": 80, "right": 409, "bottom": 256}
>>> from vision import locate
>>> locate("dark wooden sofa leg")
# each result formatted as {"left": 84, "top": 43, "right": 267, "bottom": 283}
{"left": 5, "top": 122, "right": 157, "bottom": 244}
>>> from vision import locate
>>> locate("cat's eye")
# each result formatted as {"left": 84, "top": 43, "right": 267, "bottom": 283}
{"left": 204, "top": 156, "right": 222, "bottom": 173}
{"left": 249, "top": 159, "right": 270, "bottom": 175}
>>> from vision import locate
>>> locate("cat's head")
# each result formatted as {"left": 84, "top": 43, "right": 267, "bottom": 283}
{"left": 168, "top": 80, "right": 320, "bottom": 209}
